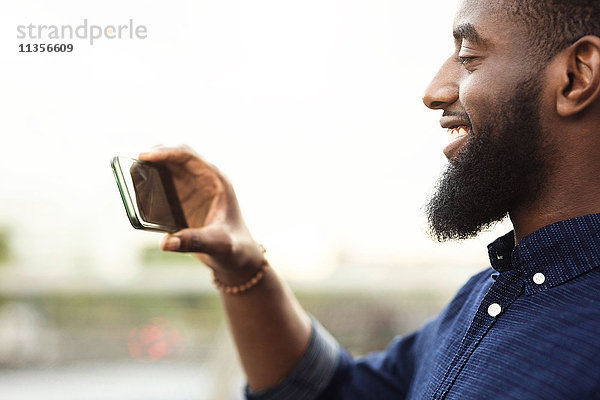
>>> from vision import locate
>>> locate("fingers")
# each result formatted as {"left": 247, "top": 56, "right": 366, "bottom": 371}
{"left": 139, "top": 144, "right": 235, "bottom": 193}
{"left": 138, "top": 145, "right": 197, "bottom": 165}
{"left": 160, "top": 235, "right": 182, "bottom": 251}
{"left": 138, "top": 145, "right": 223, "bottom": 178}
{"left": 160, "top": 226, "right": 232, "bottom": 255}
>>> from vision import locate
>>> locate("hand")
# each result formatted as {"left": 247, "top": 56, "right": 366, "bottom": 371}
{"left": 138, "top": 145, "right": 266, "bottom": 280}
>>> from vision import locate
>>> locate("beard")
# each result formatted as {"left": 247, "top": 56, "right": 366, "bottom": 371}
{"left": 425, "top": 76, "right": 552, "bottom": 242}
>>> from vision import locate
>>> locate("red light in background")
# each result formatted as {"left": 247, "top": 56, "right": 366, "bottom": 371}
{"left": 128, "top": 317, "right": 184, "bottom": 362}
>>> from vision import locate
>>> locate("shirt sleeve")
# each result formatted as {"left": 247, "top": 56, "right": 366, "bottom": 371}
{"left": 245, "top": 317, "right": 341, "bottom": 400}
{"left": 245, "top": 271, "right": 492, "bottom": 400}
{"left": 244, "top": 316, "right": 418, "bottom": 400}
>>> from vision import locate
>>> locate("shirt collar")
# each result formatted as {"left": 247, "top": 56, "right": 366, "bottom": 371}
{"left": 487, "top": 213, "right": 600, "bottom": 295}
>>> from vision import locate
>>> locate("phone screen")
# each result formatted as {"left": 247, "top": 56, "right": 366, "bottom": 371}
{"left": 130, "top": 161, "right": 187, "bottom": 228}
{"left": 112, "top": 157, "right": 188, "bottom": 232}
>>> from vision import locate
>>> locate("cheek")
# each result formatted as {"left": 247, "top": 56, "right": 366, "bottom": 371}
{"left": 459, "top": 76, "right": 493, "bottom": 130}
{"left": 459, "top": 70, "right": 516, "bottom": 129}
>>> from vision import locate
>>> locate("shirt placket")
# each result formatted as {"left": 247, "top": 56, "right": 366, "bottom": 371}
{"left": 432, "top": 269, "right": 524, "bottom": 400}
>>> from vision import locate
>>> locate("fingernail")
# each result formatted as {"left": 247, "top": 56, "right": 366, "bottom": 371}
{"left": 163, "top": 237, "right": 181, "bottom": 251}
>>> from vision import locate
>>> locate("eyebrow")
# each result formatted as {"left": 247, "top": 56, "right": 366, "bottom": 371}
{"left": 453, "top": 23, "right": 490, "bottom": 47}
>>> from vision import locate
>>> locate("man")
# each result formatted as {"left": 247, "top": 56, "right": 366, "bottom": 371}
{"left": 139, "top": 0, "right": 600, "bottom": 398}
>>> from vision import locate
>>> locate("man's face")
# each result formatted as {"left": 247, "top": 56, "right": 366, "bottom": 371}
{"left": 422, "top": 0, "right": 553, "bottom": 241}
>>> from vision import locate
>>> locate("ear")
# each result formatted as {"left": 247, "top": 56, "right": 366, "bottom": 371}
{"left": 556, "top": 36, "right": 600, "bottom": 117}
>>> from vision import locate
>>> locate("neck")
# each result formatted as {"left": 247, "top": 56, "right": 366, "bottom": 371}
{"left": 509, "top": 164, "right": 600, "bottom": 243}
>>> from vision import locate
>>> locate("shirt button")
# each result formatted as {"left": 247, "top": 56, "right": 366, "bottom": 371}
{"left": 488, "top": 303, "right": 502, "bottom": 317}
{"left": 533, "top": 273, "right": 546, "bottom": 285}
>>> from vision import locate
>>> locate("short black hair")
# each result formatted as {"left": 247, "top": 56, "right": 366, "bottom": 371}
{"left": 504, "top": 0, "right": 600, "bottom": 61}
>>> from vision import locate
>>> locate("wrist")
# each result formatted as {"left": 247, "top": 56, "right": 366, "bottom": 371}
{"left": 212, "top": 260, "right": 264, "bottom": 285}
{"left": 211, "top": 243, "right": 267, "bottom": 286}
{"left": 213, "top": 262, "right": 269, "bottom": 294}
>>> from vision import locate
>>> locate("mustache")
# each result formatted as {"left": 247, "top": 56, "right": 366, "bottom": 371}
{"left": 442, "top": 111, "right": 472, "bottom": 126}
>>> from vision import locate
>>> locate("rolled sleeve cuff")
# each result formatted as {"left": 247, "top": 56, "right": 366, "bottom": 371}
{"left": 245, "top": 317, "right": 340, "bottom": 400}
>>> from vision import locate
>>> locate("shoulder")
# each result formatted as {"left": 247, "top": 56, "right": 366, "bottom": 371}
{"left": 411, "top": 267, "right": 494, "bottom": 348}
{"left": 439, "top": 268, "right": 495, "bottom": 319}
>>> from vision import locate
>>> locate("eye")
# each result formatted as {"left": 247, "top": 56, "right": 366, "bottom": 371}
{"left": 456, "top": 56, "right": 476, "bottom": 65}
{"left": 455, "top": 55, "right": 480, "bottom": 73}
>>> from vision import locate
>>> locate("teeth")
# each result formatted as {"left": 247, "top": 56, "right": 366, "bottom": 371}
{"left": 447, "top": 127, "right": 469, "bottom": 143}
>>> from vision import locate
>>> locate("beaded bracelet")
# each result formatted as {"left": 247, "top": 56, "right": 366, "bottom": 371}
{"left": 213, "top": 262, "right": 269, "bottom": 294}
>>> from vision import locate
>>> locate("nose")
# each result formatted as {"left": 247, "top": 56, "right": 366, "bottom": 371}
{"left": 422, "top": 57, "right": 459, "bottom": 110}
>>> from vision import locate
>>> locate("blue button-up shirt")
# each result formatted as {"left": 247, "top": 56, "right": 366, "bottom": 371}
{"left": 247, "top": 214, "right": 600, "bottom": 399}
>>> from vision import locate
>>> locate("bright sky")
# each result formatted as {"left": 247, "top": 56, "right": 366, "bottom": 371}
{"left": 0, "top": 0, "right": 513, "bottom": 284}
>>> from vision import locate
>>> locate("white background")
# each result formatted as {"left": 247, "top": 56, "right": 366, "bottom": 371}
{"left": 0, "top": 0, "right": 512, "bottom": 286}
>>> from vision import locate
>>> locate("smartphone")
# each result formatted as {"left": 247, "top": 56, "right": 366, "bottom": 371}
{"left": 111, "top": 156, "right": 188, "bottom": 232}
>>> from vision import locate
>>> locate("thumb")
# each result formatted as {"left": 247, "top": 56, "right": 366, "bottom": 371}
{"left": 160, "top": 226, "right": 230, "bottom": 255}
